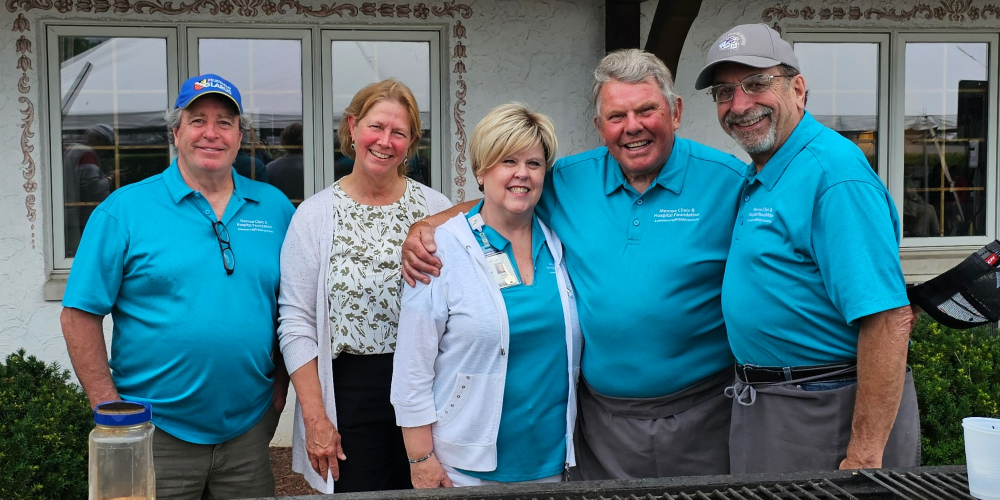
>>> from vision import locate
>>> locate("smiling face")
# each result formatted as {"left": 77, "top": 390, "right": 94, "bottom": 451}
{"left": 348, "top": 100, "right": 414, "bottom": 180}
{"left": 714, "top": 62, "right": 806, "bottom": 167}
{"left": 594, "top": 78, "right": 682, "bottom": 181}
{"left": 172, "top": 94, "right": 243, "bottom": 179}
{"left": 480, "top": 143, "right": 546, "bottom": 224}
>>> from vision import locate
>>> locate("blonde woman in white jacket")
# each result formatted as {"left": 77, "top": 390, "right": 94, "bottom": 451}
{"left": 391, "top": 103, "right": 582, "bottom": 488}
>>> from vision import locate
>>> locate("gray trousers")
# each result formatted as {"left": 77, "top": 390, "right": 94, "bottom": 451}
{"left": 729, "top": 369, "right": 920, "bottom": 473}
{"left": 572, "top": 369, "right": 732, "bottom": 480}
{"left": 153, "top": 405, "right": 280, "bottom": 500}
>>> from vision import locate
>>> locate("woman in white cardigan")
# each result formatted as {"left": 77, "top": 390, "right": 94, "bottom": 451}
{"left": 277, "top": 80, "right": 451, "bottom": 494}
{"left": 391, "top": 103, "right": 582, "bottom": 488}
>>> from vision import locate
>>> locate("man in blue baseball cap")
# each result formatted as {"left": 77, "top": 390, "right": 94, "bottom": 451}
{"left": 61, "top": 74, "right": 295, "bottom": 499}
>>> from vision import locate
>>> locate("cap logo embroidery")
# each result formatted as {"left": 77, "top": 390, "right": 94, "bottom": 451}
{"left": 193, "top": 78, "right": 232, "bottom": 94}
{"left": 719, "top": 33, "right": 745, "bottom": 51}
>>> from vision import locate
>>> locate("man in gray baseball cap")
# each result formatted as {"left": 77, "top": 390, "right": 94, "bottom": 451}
{"left": 696, "top": 23, "right": 920, "bottom": 473}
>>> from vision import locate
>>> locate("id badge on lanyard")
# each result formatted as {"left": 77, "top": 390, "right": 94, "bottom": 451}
{"left": 469, "top": 214, "right": 521, "bottom": 290}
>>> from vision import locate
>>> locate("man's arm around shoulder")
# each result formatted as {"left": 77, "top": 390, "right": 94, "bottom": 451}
{"left": 841, "top": 305, "right": 912, "bottom": 469}
{"left": 61, "top": 307, "right": 119, "bottom": 408}
{"left": 401, "top": 200, "right": 477, "bottom": 286}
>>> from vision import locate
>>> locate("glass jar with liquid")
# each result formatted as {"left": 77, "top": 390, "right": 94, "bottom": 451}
{"left": 89, "top": 401, "right": 155, "bottom": 500}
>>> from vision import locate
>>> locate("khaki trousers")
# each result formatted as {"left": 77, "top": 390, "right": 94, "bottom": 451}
{"left": 153, "top": 405, "right": 280, "bottom": 500}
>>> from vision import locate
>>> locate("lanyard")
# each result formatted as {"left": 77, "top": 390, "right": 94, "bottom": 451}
{"left": 467, "top": 213, "right": 520, "bottom": 289}
{"left": 467, "top": 214, "right": 499, "bottom": 254}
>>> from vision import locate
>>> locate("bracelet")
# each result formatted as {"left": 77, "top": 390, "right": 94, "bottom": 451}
{"left": 407, "top": 451, "right": 434, "bottom": 464}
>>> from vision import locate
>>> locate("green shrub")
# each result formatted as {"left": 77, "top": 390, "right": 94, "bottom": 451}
{"left": 0, "top": 349, "right": 92, "bottom": 499}
{"left": 910, "top": 316, "right": 1000, "bottom": 465}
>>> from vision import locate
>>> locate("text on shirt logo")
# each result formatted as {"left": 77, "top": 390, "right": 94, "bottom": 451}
{"left": 236, "top": 218, "right": 274, "bottom": 233}
{"left": 653, "top": 208, "right": 701, "bottom": 223}
{"left": 747, "top": 207, "right": 774, "bottom": 224}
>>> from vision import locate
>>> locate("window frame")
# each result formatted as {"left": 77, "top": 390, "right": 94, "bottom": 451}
{"left": 891, "top": 32, "right": 999, "bottom": 248}
{"left": 45, "top": 25, "right": 179, "bottom": 272}
{"left": 321, "top": 28, "right": 445, "bottom": 193}
{"left": 187, "top": 27, "right": 316, "bottom": 200}
{"left": 787, "top": 30, "right": 1000, "bottom": 249}
{"left": 784, "top": 32, "right": 889, "bottom": 184}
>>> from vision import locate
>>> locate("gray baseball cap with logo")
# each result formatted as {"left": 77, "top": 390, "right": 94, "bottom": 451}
{"left": 694, "top": 23, "right": 800, "bottom": 90}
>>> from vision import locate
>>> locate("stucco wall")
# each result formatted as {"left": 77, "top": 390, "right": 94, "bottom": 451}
{"left": 0, "top": 0, "right": 605, "bottom": 445}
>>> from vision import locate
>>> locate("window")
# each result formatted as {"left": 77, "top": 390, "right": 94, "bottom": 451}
{"left": 322, "top": 30, "right": 442, "bottom": 188}
{"left": 190, "top": 28, "right": 313, "bottom": 203}
{"left": 45, "top": 24, "right": 445, "bottom": 272}
{"left": 901, "top": 39, "right": 990, "bottom": 240}
{"left": 46, "top": 27, "right": 177, "bottom": 266}
{"left": 788, "top": 32, "right": 999, "bottom": 248}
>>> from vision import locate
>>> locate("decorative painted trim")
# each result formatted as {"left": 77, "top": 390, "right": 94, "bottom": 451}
{"left": 6, "top": 2, "right": 473, "bottom": 224}
{"left": 13, "top": 13, "right": 36, "bottom": 248}
{"left": 762, "top": 1, "right": 1000, "bottom": 32}
{"left": 5, "top": 0, "right": 473, "bottom": 19}
{"left": 451, "top": 20, "right": 467, "bottom": 202}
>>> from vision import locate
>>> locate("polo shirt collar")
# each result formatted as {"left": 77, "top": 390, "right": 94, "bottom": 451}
{"left": 602, "top": 137, "right": 688, "bottom": 196}
{"left": 751, "top": 110, "right": 823, "bottom": 190}
{"left": 163, "top": 159, "right": 262, "bottom": 204}
{"left": 466, "top": 199, "right": 546, "bottom": 262}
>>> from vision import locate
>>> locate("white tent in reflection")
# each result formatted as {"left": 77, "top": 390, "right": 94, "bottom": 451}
{"left": 61, "top": 37, "right": 431, "bottom": 134}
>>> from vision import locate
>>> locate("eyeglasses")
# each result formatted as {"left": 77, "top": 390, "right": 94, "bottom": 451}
{"left": 708, "top": 74, "right": 788, "bottom": 103}
{"left": 212, "top": 221, "right": 235, "bottom": 276}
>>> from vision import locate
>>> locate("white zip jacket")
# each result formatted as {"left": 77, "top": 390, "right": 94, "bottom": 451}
{"left": 390, "top": 212, "right": 582, "bottom": 473}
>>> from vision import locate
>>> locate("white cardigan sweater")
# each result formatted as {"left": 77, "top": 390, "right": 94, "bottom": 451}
{"left": 277, "top": 181, "right": 451, "bottom": 493}
{"left": 390, "top": 213, "right": 582, "bottom": 474}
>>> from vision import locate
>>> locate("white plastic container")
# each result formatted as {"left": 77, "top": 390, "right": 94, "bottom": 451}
{"left": 963, "top": 417, "right": 1000, "bottom": 500}
{"left": 89, "top": 401, "right": 156, "bottom": 500}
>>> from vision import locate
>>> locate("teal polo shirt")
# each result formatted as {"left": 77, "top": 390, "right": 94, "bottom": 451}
{"left": 63, "top": 160, "right": 294, "bottom": 444}
{"left": 459, "top": 201, "right": 568, "bottom": 481}
{"left": 722, "top": 112, "right": 909, "bottom": 367}
{"left": 537, "top": 138, "right": 746, "bottom": 398}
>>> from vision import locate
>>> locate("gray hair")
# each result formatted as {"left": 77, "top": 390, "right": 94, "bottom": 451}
{"left": 593, "top": 49, "right": 680, "bottom": 117}
{"left": 164, "top": 100, "right": 252, "bottom": 152}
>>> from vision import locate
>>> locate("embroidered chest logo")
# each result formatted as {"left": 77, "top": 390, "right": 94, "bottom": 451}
{"left": 746, "top": 206, "right": 775, "bottom": 224}
{"left": 654, "top": 208, "right": 701, "bottom": 223}
{"left": 236, "top": 218, "right": 275, "bottom": 233}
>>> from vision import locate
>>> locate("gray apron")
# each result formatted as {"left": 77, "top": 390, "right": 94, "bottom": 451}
{"left": 571, "top": 368, "right": 731, "bottom": 480}
{"left": 728, "top": 368, "right": 921, "bottom": 473}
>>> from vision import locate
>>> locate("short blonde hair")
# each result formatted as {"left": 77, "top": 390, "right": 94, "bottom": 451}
{"left": 470, "top": 103, "right": 558, "bottom": 188}
{"left": 338, "top": 79, "right": 421, "bottom": 177}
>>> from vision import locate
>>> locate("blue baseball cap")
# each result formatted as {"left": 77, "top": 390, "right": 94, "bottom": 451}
{"left": 175, "top": 74, "right": 243, "bottom": 113}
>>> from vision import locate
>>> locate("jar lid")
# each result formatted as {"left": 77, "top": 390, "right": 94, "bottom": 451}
{"left": 94, "top": 401, "right": 152, "bottom": 426}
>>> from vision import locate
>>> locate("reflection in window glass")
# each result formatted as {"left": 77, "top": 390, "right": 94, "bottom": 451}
{"left": 904, "top": 43, "right": 988, "bottom": 238}
{"left": 59, "top": 36, "right": 169, "bottom": 257}
{"left": 332, "top": 41, "right": 432, "bottom": 185}
{"left": 200, "top": 39, "right": 305, "bottom": 202}
{"left": 795, "top": 43, "right": 880, "bottom": 172}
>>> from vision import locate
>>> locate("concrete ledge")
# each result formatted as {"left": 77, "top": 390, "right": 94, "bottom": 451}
{"left": 43, "top": 275, "right": 68, "bottom": 302}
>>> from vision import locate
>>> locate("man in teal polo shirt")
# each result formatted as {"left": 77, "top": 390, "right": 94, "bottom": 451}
{"left": 402, "top": 50, "right": 746, "bottom": 479}
{"left": 695, "top": 24, "right": 919, "bottom": 473}
{"left": 61, "top": 74, "right": 295, "bottom": 499}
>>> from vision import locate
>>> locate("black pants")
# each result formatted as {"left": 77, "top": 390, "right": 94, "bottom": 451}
{"left": 332, "top": 352, "right": 412, "bottom": 493}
